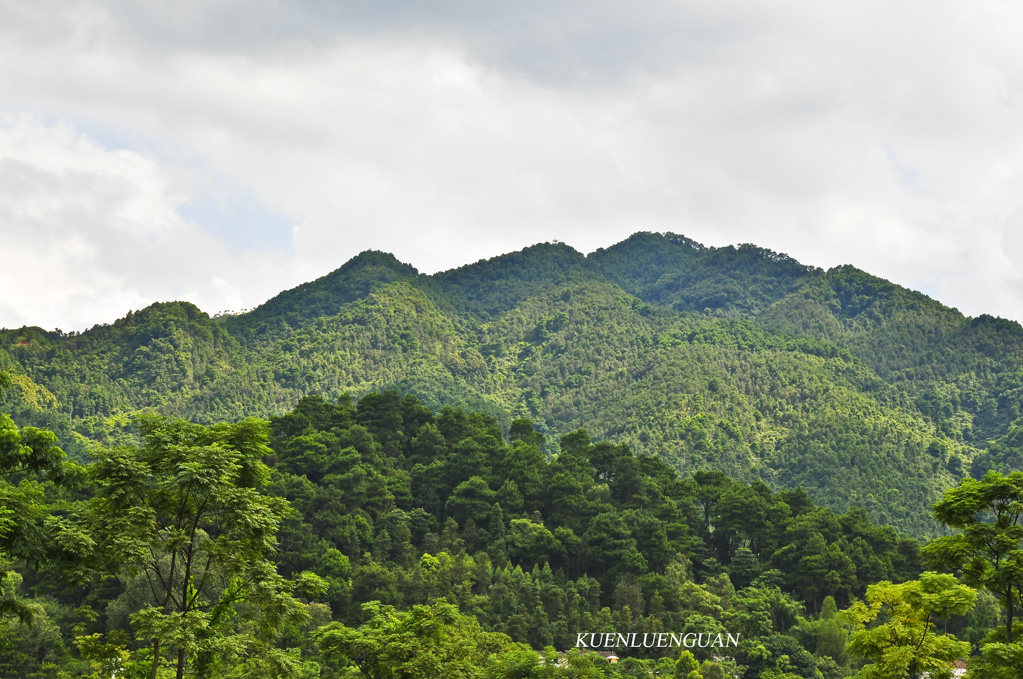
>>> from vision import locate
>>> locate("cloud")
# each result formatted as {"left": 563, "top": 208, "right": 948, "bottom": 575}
{"left": 0, "top": 114, "right": 298, "bottom": 330}
{"left": 0, "top": 0, "right": 1022, "bottom": 328}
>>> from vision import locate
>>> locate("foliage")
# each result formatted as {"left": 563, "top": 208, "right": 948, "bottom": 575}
{"left": 0, "top": 393, "right": 941, "bottom": 675}
{"left": 843, "top": 572, "right": 974, "bottom": 679}
{"left": 6, "top": 233, "right": 1023, "bottom": 536}
{"left": 69, "top": 414, "right": 307, "bottom": 678}
{"left": 6, "top": 226, "right": 1023, "bottom": 675}
{"left": 0, "top": 407, "right": 69, "bottom": 623}
{"left": 924, "top": 472, "right": 1023, "bottom": 641}
{"left": 316, "top": 599, "right": 519, "bottom": 678}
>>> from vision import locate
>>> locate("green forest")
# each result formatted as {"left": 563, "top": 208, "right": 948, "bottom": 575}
{"left": 4, "top": 232, "right": 1023, "bottom": 676}
{"left": 4, "top": 389, "right": 1023, "bottom": 677}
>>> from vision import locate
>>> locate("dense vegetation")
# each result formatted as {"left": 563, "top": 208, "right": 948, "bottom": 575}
{"left": 0, "top": 388, "right": 965, "bottom": 676}
{"left": 19, "top": 377, "right": 1023, "bottom": 675}
{"left": 3, "top": 232, "right": 1023, "bottom": 538}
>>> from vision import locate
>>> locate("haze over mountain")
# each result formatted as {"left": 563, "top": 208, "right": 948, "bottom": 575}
{"left": 4, "top": 232, "right": 1023, "bottom": 535}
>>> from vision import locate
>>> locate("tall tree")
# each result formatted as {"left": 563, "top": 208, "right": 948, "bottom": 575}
{"left": 843, "top": 572, "right": 974, "bottom": 679}
{"left": 0, "top": 410, "right": 66, "bottom": 622}
{"left": 922, "top": 471, "right": 1023, "bottom": 643}
{"left": 77, "top": 413, "right": 304, "bottom": 679}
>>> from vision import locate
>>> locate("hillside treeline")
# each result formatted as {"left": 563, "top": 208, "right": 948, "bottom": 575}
{"left": 8, "top": 389, "right": 1018, "bottom": 678}
{"left": 5, "top": 234, "right": 1023, "bottom": 535}
{"left": 0, "top": 390, "right": 941, "bottom": 674}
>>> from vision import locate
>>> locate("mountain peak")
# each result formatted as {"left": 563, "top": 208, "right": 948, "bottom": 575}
{"left": 438, "top": 240, "right": 584, "bottom": 277}
{"left": 596, "top": 231, "right": 705, "bottom": 253}
{"left": 433, "top": 241, "right": 586, "bottom": 315}
{"left": 338, "top": 250, "right": 419, "bottom": 277}
{"left": 225, "top": 250, "right": 420, "bottom": 335}
{"left": 587, "top": 231, "right": 705, "bottom": 296}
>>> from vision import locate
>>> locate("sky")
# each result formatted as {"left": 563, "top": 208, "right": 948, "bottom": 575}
{"left": 2, "top": 0, "right": 1023, "bottom": 331}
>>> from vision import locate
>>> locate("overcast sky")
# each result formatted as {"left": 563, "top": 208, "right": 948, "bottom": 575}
{"left": 2, "top": 0, "right": 1022, "bottom": 331}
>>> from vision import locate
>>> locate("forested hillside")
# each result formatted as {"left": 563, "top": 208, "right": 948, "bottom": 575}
{"left": 4, "top": 390, "right": 1016, "bottom": 677}
{"left": 0, "top": 391, "right": 937, "bottom": 677}
{"left": 3, "top": 232, "right": 1023, "bottom": 535}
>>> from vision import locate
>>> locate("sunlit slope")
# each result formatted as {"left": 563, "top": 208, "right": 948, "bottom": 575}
{"left": 4, "top": 232, "right": 1023, "bottom": 535}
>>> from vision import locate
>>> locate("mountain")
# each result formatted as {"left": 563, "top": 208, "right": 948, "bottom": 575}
{"left": 3, "top": 232, "right": 1023, "bottom": 535}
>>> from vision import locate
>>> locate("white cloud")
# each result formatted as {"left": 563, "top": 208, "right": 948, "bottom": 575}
{"left": 0, "top": 114, "right": 298, "bottom": 330}
{"left": 0, "top": 0, "right": 1022, "bottom": 328}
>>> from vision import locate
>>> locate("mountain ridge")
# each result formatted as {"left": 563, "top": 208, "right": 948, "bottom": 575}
{"left": 3, "top": 231, "right": 1023, "bottom": 535}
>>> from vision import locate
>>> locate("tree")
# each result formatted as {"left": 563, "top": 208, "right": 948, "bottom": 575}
{"left": 316, "top": 599, "right": 519, "bottom": 678}
{"left": 923, "top": 471, "right": 1023, "bottom": 643}
{"left": 965, "top": 637, "right": 1023, "bottom": 679}
{"left": 843, "top": 572, "right": 974, "bottom": 679}
{"left": 0, "top": 412, "right": 67, "bottom": 622}
{"left": 582, "top": 513, "right": 647, "bottom": 581}
{"left": 446, "top": 476, "right": 498, "bottom": 526}
{"left": 673, "top": 649, "right": 702, "bottom": 678}
{"left": 735, "top": 633, "right": 818, "bottom": 679}
{"left": 74, "top": 413, "right": 305, "bottom": 679}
